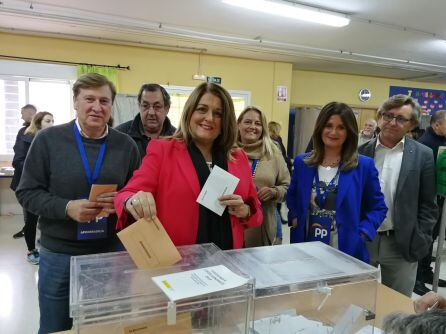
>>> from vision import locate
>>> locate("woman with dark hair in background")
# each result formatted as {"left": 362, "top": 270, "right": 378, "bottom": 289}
{"left": 287, "top": 102, "right": 387, "bottom": 262}
{"left": 115, "top": 83, "right": 262, "bottom": 250}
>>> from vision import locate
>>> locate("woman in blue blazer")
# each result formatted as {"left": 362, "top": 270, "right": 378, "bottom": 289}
{"left": 286, "top": 102, "right": 387, "bottom": 263}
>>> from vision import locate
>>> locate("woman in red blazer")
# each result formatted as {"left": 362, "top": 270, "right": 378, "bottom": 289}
{"left": 115, "top": 82, "right": 262, "bottom": 249}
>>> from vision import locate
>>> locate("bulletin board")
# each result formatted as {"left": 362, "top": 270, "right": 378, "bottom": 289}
{"left": 389, "top": 86, "right": 446, "bottom": 116}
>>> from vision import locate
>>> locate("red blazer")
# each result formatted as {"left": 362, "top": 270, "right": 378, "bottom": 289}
{"left": 115, "top": 139, "right": 262, "bottom": 249}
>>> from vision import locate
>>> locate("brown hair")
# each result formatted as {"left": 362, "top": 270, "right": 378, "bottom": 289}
{"left": 305, "top": 102, "right": 358, "bottom": 171}
{"left": 73, "top": 73, "right": 117, "bottom": 103}
{"left": 173, "top": 82, "right": 236, "bottom": 159}
{"left": 25, "top": 111, "right": 53, "bottom": 135}
{"left": 378, "top": 94, "right": 421, "bottom": 127}
{"left": 237, "top": 106, "right": 275, "bottom": 159}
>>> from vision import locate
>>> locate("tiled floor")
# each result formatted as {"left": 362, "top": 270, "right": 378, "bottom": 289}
{"left": 0, "top": 215, "right": 39, "bottom": 334}
{"left": 1, "top": 214, "right": 445, "bottom": 334}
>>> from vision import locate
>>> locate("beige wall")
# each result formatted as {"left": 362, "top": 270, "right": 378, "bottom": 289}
{"left": 0, "top": 32, "right": 292, "bottom": 143}
{"left": 6, "top": 32, "right": 446, "bottom": 146}
{"left": 291, "top": 70, "right": 446, "bottom": 109}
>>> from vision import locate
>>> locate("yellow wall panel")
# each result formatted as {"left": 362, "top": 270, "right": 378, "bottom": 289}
{"left": 291, "top": 70, "right": 446, "bottom": 109}
{"left": 0, "top": 32, "right": 291, "bottom": 135}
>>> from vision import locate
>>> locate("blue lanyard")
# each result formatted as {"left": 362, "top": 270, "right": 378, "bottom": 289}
{"left": 73, "top": 123, "right": 107, "bottom": 186}
{"left": 315, "top": 167, "right": 340, "bottom": 209}
{"left": 251, "top": 159, "right": 259, "bottom": 176}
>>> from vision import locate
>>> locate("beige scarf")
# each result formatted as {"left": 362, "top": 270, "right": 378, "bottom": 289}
{"left": 237, "top": 139, "right": 264, "bottom": 160}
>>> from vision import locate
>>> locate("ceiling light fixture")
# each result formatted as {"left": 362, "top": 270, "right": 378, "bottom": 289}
{"left": 222, "top": 0, "right": 350, "bottom": 27}
{"left": 193, "top": 52, "right": 207, "bottom": 81}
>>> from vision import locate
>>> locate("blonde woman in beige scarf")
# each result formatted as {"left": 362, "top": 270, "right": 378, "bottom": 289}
{"left": 237, "top": 106, "right": 290, "bottom": 247}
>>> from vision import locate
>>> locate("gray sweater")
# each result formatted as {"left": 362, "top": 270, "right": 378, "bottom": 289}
{"left": 16, "top": 120, "right": 141, "bottom": 255}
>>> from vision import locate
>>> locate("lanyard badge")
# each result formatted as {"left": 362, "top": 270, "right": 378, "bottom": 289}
{"left": 73, "top": 123, "right": 107, "bottom": 186}
{"left": 73, "top": 123, "right": 108, "bottom": 240}
{"left": 308, "top": 168, "right": 340, "bottom": 244}
{"left": 308, "top": 215, "right": 331, "bottom": 243}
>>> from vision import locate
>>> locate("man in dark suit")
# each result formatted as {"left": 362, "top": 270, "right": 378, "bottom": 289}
{"left": 415, "top": 110, "right": 446, "bottom": 294}
{"left": 10, "top": 104, "right": 37, "bottom": 239}
{"left": 358, "top": 94, "right": 437, "bottom": 297}
{"left": 115, "top": 83, "right": 176, "bottom": 157}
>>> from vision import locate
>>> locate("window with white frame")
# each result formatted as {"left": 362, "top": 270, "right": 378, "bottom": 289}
{"left": 112, "top": 85, "right": 251, "bottom": 128}
{"left": 0, "top": 60, "right": 76, "bottom": 157}
{"left": 165, "top": 85, "right": 251, "bottom": 128}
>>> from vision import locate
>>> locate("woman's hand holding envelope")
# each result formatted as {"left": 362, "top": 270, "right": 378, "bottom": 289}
{"left": 219, "top": 194, "right": 250, "bottom": 219}
{"left": 125, "top": 190, "right": 157, "bottom": 221}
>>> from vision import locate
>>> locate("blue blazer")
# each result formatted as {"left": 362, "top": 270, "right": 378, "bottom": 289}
{"left": 286, "top": 154, "right": 387, "bottom": 263}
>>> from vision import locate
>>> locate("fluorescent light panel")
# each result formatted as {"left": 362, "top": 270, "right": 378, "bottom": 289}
{"left": 223, "top": 0, "right": 350, "bottom": 27}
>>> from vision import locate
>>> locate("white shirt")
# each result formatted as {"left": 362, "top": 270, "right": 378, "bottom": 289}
{"left": 75, "top": 119, "right": 108, "bottom": 139}
{"left": 374, "top": 136, "right": 405, "bottom": 231}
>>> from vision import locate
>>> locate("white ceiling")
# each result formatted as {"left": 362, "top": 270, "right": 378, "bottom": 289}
{"left": 2, "top": 0, "right": 446, "bottom": 83}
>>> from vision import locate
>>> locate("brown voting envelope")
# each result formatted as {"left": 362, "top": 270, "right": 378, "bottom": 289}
{"left": 118, "top": 217, "right": 182, "bottom": 269}
{"left": 64, "top": 313, "right": 192, "bottom": 334}
{"left": 88, "top": 184, "right": 118, "bottom": 218}
{"left": 123, "top": 313, "right": 192, "bottom": 334}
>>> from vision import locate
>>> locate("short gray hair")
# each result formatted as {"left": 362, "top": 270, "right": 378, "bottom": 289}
{"left": 430, "top": 110, "right": 446, "bottom": 125}
{"left": 382, "top": 310, "right": 446, "bottom": 333}
{"left": 378, "top": 94, "right": 421, "bottom": 127}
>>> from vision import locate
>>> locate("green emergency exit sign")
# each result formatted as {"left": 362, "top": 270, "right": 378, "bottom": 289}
{"left": 207, "top": 76, "right": 222, "bottom": 84}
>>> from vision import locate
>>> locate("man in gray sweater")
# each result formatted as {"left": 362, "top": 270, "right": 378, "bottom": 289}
{"left": 16, "top": 73, "right": 140, "bottom": 334}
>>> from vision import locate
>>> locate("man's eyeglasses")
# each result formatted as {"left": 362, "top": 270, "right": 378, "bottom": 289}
{"left": 381, "top": 112, "right": 411, "bottom": 125}
{"left": 140, "top": 103, "right": 164, "bottom": 112}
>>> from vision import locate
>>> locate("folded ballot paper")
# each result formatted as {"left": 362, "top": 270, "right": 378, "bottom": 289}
{"left": 196, "top": 165, "right": 240, "bottom": 216}
{"left": 117, "top": 217, "right": 182, "bottom": 269}
{"left": 152, "top": 265, "right": 248, "bottom": 301}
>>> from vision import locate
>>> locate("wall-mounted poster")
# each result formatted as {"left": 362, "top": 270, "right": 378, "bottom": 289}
{"left": 277, "top": 86, "right": 287, "bottom": 102}
{"left": 389, "top": 86, "right": 446, "bottom": 115}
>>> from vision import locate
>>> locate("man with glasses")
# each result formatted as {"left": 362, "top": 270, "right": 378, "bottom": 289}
{"left": 358, "top": 94, "right": 437, "bottom": 297}
{"left": 115, "top": 83, "right": 176, "bottom": 157}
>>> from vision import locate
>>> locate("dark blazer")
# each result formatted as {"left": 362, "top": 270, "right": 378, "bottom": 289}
{"left": 115, "top": 114, "right": 176, "bottom": 158}
{"left": 358, "top": 137, "right": 438, "bottom": 262}
{"left": 10, "top": 128, "right": 33, "bottom": 191}
{"left": 286, "top": 154, "right": 387, "bottom": 263}
{"left": 418, "top": 126, "right": 446, "bottom": 162}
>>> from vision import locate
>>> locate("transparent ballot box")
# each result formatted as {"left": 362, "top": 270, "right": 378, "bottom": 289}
{"left": 223, "top": 242, "right": 380, "bottom": 334}
{"left": 70, "top": 243, "right": 254, "bottom": 334}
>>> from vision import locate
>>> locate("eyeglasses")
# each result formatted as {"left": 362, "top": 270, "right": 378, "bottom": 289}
{"left": 140, "top": 103, "right": 164, "bottom": 112}
{"left": 381, "top": 112, "right": 411, "bottom": 125}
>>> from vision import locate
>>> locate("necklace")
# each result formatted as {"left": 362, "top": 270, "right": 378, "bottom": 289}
{"left": 321, "top": 158, "right": 340, "bottom": 170}
{"left": 206, "top": 161, "right": 213, "bottom": 170}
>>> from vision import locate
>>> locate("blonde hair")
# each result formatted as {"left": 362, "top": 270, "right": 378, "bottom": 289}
{"left": 25, "top": 111, "right": 53, "bottom": 136}
{"left": 172, "top": 82, "right": 237, "bottom": 159}
{"left": 268, "top": 121, "right": 282, "bottom": 137}
{"left": 237, "top": 106, "right": 275, "bottom": 159}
